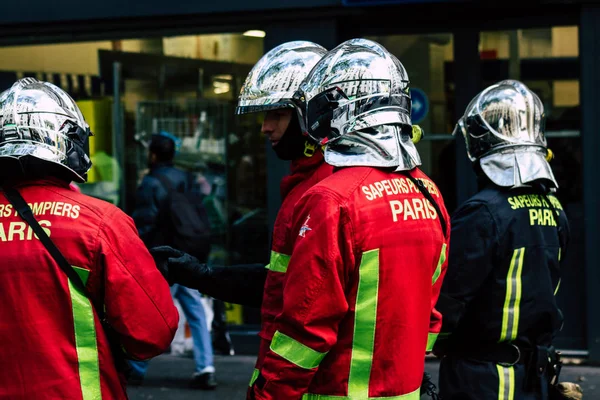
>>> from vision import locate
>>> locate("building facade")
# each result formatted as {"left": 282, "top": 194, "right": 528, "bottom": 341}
{"left": 1, "top": 0, "right": 597, "bottom": 360}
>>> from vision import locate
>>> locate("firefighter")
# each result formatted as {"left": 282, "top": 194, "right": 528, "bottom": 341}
{"left": 243, "top": 38, "right": 450, "bottom": 399}
{"left": 0, "top": 78, "right": 178, "bottom": 399}
{"left": 434, "top": 80, "right": 576, "bottom": 399}
{"left": 150, "top": 40, "right": 334, "bottom": 382}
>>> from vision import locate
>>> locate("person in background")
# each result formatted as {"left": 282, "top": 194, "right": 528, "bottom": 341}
{"left": 131, "top": 132, "right": 217, "bottom": 390}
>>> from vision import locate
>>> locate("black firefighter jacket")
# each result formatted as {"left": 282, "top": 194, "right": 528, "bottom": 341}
{"left": 435, "top": 183, "right": 570, "bottom": 352}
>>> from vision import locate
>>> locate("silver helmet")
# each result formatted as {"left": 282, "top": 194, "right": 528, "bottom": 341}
{"left": 236, "top": 41, "right": 327, "bottom": 115}
{"left": 294, "top": 38, "right": 420, "bottom": 170}
{"left": 0, "top": 78, "right": 92, "bottom": 182}
{"left": 454, "top": 79, "right": 557, "bottom": 189}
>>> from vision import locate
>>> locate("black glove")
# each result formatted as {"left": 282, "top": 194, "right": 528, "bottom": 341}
{"left": 150, "top": 246, "right": 183, "bottom": 282}
{"left": 150, "top": 246, "right": 267, "bottom": 307}
{"left": 150, "top": 246, "right": 201, "bottom": 285}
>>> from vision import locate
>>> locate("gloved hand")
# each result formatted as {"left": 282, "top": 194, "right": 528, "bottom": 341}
{"left": 151, "top": 247, "right": 267, "bottom": 306}
{"left": 149, "top": 246, "right": 185, "bottom": 281}
{"left": 150, "top": 246, "right": 207, "bottom": 286}
{"left": 551, "top": 382, "right": 583, "bottom": 400}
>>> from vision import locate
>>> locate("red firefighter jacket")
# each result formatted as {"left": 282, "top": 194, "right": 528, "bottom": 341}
{"left": 251, "top": 167, "right": 450, "bottom": 400}
{"left": 253, "top": 150, "right": 334, "bottom": 379}
{"left": 0, "top": 179, "right": 178, "bottom": 400}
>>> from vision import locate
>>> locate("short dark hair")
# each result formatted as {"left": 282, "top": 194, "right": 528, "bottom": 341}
{"left": 150, "top": 134, "right": 175, "bottom": 162}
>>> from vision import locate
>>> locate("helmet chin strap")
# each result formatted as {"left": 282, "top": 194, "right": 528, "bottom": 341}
{"left": 411, "top": 125, "right": 424, "bottom": 144}
{"left": 303, "top": 142, "right": 316, "bottom": 157}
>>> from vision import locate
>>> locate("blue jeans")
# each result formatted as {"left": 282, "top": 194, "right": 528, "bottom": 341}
{"left": 129, "top": 285, "right": 214, "bottom": 377}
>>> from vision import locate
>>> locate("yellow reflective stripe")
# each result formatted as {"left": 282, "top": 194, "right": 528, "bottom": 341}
{"left": 249, "top": 368, "right": 259, "bottom": 387}
{"left": 554, "top": 279, "right": 562, "bottom": 296}
{"left": 432, "top": 243, "right": 447, "bottom": 285}
{"left": 302, "top": 387, "right": 420, "bottom": 399}
{"left": 266, "top": 251, "right": 290, "bottom": 273}
{"left": 270, "top": 331, "right": 327, "bottom": 369}
{"left": 348, "top": 249, "right": 380, "bottom": 399}
{"left": 511, "top": 249, "right": 524, "bottom": 340}
{"left": 499, "top": 248, "right": 525, "bottom": 342}
{"left": 426, "top": 332, "right": 439, "bottom": 352}
{"left": 496, "top": 364, "right": 515, "bottom": 400}
{"left": 299, "top": 249, "right": 416, "bottom": 400}
{"left": 508, "top": 366, "right": 515, "bottom": 399}
{"left": 555, "top": 249, "right": 562, "bottom": 295}
{"left": 558, "top": 248, "right": 562, "bottom": 261}
{"left": 69, "top": 266, "right": 101, "bottom": 400}
{"left": 500, "top": 250, "right": 519, "bottom": 341}
{"left": 497, "top": 364, "right": 505, "bottom": 400}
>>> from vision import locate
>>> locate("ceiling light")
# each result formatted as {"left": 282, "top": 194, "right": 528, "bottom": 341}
{"left": 213, "top": 74, "right": 233, "bottom": 80}
{"left": 243, "top": 30, "right": 266, "bottom": 38}
{"left": 213, "top": 81, "right": 231, "bottom": 94}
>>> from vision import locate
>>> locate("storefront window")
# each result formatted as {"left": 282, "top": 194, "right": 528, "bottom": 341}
{"left": 366, "top": 33, "right": 457, "bottom": 210}
{"left": 0, "top": 32, "right": 266, "bottom": 326}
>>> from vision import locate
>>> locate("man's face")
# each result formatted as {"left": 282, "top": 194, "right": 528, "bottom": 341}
{"left": 261, "top": 109, "right": 293, "bottom": 147}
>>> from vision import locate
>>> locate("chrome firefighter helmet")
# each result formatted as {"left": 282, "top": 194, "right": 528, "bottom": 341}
{"left": 0, "top": 78, "right": 92, "bottom": 183}
{"left": 294, "top": 38, "right": 421, "bottom": 170}
{"left": 236, "top": 41, "right": 327, "bottom": 115}
{"left": 454, "top": 79, "right": 557, "bottom": 189}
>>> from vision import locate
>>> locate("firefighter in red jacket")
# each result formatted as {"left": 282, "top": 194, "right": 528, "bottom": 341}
{"left": 0, "top": 78, "right": 178, "bottom": 400}
{"left": 246, "top": 38, "right": 451, "bottom": 399}
{"left": 235, "top": 41, "right": 335, "bottom": 381}
{"left": 150, "top": 40, "right": 334, "bottom": 381}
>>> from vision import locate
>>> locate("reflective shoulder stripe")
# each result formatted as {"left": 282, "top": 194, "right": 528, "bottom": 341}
{"left": 266, "top": 251, "right": 290, "bottom": 273}
{"left": 348, "top": 249, "right": 380, "bottom": 399}
{"left": 302, "top": 387, "right": 420, "bottom": 399}
{"left": 426, "top": 332, "right": 439, "bottom": 352}
{"left": 270, "top": 331, "right": 327, "bottom": 370}
{"left": 70, "top": 266, "right": 102, "bottom": 400}
{"left": 499, "top": 248, "right": 525, "bottom": 342}
{"left": 249, "top": 368, "right": 260, "bottom": 387}
{"left": 432, "top": 243, "right": 447, "bottom": 285}
{"left": 496, "top": 364, "right": 515, "bottom": 400}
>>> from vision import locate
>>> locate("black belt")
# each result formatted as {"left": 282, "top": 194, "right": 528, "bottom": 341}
{"left": 450, "top": 342, "right": 533, "bottom": 366}
{"left": 450, "top": 342, "right": 562, "bottom": 394}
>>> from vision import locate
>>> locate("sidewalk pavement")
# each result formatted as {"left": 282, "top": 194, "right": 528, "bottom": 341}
{"left": 128, "top": 354, "right": 600, "bottom": 399}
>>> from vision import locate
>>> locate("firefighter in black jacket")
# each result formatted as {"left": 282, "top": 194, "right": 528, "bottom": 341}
{"left": 435, "top": 80, "right": 581, "bottom": 400}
